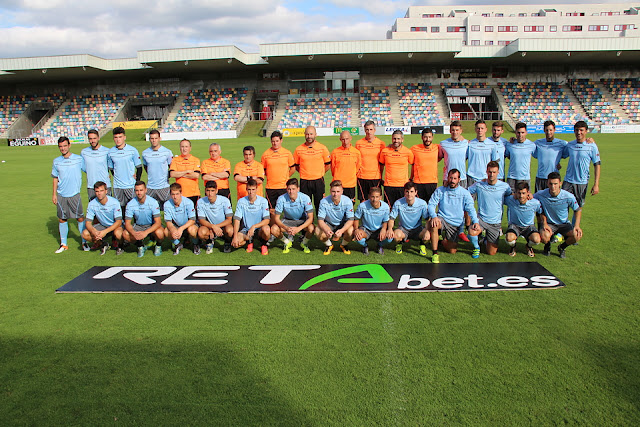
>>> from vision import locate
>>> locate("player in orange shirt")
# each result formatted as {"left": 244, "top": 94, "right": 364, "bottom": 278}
{"left": 261, "top": 130, "right": 295, "bottom": 214}
{"left": 330, "top": 130, "right": 362, "bottom": 202}
{"left": 169, "top": 138, "right": 201, "bottom": 206}
{"left": 410, "top": 128, "right": 443, "bottom": 203}
{"left": 355, "top": 120, "right": 386, "bottom": 202}
{"left": 201, "top": 142, "right": 232, "bottom": 202}
{"left": 233, "top": 145, "right": 265, "bottom": 200}
{"left": 378, "top": 130, "right": 414, "bottom": 207}
{"left": 293, "top": 126, "right": 331, "bottom": 214}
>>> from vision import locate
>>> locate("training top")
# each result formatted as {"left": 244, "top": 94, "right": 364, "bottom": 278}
{"left": 163, "top": 196, "right": 196, "bottom": 227}
{"left": 275, "top": 192, "right": 313, "bottom": 221}
{"left": 379, "top": 145, "right": 414, "bottom": 187}
{"left": 355, "top": 200, "right": 390, "bottom": 231}
{"left": 197, "top": 195, "right": 233, "bottom": 225}
{"left": 108, "top": 144, "right": 141, "bottom": 189}
{"left": 318, "top": 195, "right": 354, "bottom": 226}
{"left": 125, "top": 196, "right": 161, "bottom": 226}
{"left": 468, "top": 180, "right": 512, "bottom": 224}
{"left": 293, "top": 142, "right": 331, "bottom": 180}
{"left": 86, "top": 196, "right": 122, "bottom": 227}
{"left": 390, "top": 197, "right": 429, "bottom": 230}
{"left": 170, "top": 154, "right": 201, "bottom": 198}
{"left": 201, "top": 157, "right": 231, "bottom": 190}
{"left": 52, "top": 153, "right": 85, "bottom": 197}
{"left": 331, "top": 145, "right": 362, "bottom": 188}
{"left": 355, "top": 137, "right": 386, "bottom": 180}
{"left": 410, "top": 143, "right": 439, "bottom": 184}
{"left": 234, "top": 160, "right": 265, "bottom": 199}
{"left": 505, "top": 139, "right": 536, "bottom": 180}
{"left": 142, "top": 146, "right": 173, "bottom": 190}
{"left": 534, "top": 189, "right": 579, "bottom": 225}
{"left": 81, "top": 145, "right": 110, "bottom": 189}
{"left": 533, "top": 138, "right": 567, "bottom": 180}
{"left": 467, "top": 138, "right": 499, "bottom": 181}
{"left": 234, "top": 195, "right": 270, "bottom": 228}
{"left": 261, "top": 147, "right": 294, "bottom": 189}
{"left": 491, "top": 137, "right": 508, "bottom": 180}
{"left": 439, "top": 138, "right": 469, "bottom": 181}
{"left": 504, "top": 196, "right": 542, "bottom": 228}
{"left": 428, "top": 185, "right": 478, "bottom": 227}
{"left": 562, "top": 140, "right": 601, "bottom": 185}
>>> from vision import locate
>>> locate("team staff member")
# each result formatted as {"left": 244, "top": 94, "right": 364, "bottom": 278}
{"left": 123, "top": 181, "right": 164, "bottom": 257}
{"left": 82, "top": 181, "right": 123, "bottom": 256}
{"left": 293, "top": 126, "right": 331, "bottom": 214}
{"left": 142, "top": 129, "right": 173, "bottom": 208}
{"left": 379, "top": 130, "right": 414, "bottom": 207}
{"left": 355, "top": 120, "right": 386, "bottom": 202}
{"left": 81, "top": 129, "right": 110, "bottom": 201}
{"left": 108, "top": 126, "right": 142, "bottom": 211}
{"left": 234, "top": 145, "right": 265, "bottom": 199}
{"left": 261, "top": 131, "right": 295, "bottom": 214}
{"left": 330, "top": 130, "right": 362, "bottom": 201}
{"left": 169, "top": 138, "right": 201, "bottom": 206}
{"left": 201, "top": 143, "right": 232, "bottom": 201}
{"left": 197, "top": 181, "right": 234, "bottom": 254}
{"left": 410, "top": 128, "right": 442, "bottom": 202}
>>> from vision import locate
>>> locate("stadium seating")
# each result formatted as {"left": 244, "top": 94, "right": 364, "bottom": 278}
{"left": 278, "top": 96, "right": 352, "bottom": 129}
{"left": 441, "top": 82, "right": 489, "bottom": 90}
{"left": 131, "top": 90, "right": 180, "bottom": 99}
{"left": 0, "top": 95, "right": 34, "bottom": 133}
{"left": 397, "top": 83, "right": 445, "bottom": 126}
{"left": 601, "top": 78, "right": 640, "bottom": 122}
{"left": 163, "top": 88, "right": 247, "bottom": 132}
{"left": 359, "top": 87, "right": 392, "bottom": 126}
{"left": 498, "top": 82, "right": 588, "bottom": 125}
{"left": 569, "top": 79, "right": 627, "bottom": 125}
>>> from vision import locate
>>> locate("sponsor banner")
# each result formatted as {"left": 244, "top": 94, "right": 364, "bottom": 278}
{"left": 446, "top": 88, "right": 468, "bottom": 97}
{"left": 333, "top": 127, "right": 360, "bottom": 136}
{"left": 70, "top": 136, "right": 88, "bottom": 144}
{"left": 39, "top": 137, "right": 57, "bottom": 146}
{"left": 529, "top": 125, "right": 574, "bottom": 134}
{"left": 411, "top": 126, "right": 445, "bottom": 135}
{"left": 56, "top": 262, "right": 564, "bottom": 293}
{"left": 154, "top": 130, "right": 237, "bottom": 141}
{"left": 282, "top": 128, "right": 305, "bottom": 137}
{"left": 468, "top": 88, "right": 492, "bottom": 96}
{"left": 601, "top": 124, "right": 640, "bottom": 133}
{"left": 382, "top": 126, "right": 411, "bottom": 135}
{"left": 315, "top": 128, "right": 335, "bottom": 137}
{"left": 113, "top": 120, "right": 158, "bottom": 130}
{"left": 8, "top": 137, "right": 38, "bottom": 146}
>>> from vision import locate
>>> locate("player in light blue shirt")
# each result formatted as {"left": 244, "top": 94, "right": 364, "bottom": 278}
{"left": 389, "top": 182, "right": 430, "bottom": 256}
{"left": 428, "top": 169, "right": 480, "bottom": 263}
{"left": 504, "top": 181, "right": 542, "bottom": 257}
{"left": 467, "top": 120, "right": 499, "bottom": 186}
{"left": 354, "top": 187, "right": 393, "bottom": 255}
{"left": 142, "top": 129, "right": 174, "bottom": 207}
{"left": 108, "top": 126, "right": 142, "bottom": 209}
{"left": 561, "top": 121, "right": 601, "bottom": 208}
{"left": 123, "top": 181, "right": 164, "bottom": 257}
{"left": 197, "top": 181, "right": 234, "bottom": 254}
{"left": 532, "top": 120, "right": 567, "bottom": 192}
{"left": 490, "top": 121, "right": 508, "bottom": 180}
{"left": 505, "top": 122, "right": 536, "bottom": 192}
{"left": 163, "top": 183, "right": 199, "bottom": 255}
{"left": 232, "top": 178, "right": 271, "bottom": 255}
{"left": 52, "top": 136, "right": 87, "bottom": 253}
{"left": 315, "top": 180, "right": 354, "bottom": 255}
{"left": 534, "top": 172, "right": 582, "bottom": 259}
{"left": 467, "top": 161, "right": 512, "bottom": 257}
{"left": 439, "top": 120, "right": 469, "bottom": 185}
{"left": 272, "top": 178, "right": 315, "bottom": 254}
{"left": 82, "top": 181, "right": 123, "bottom": 255}
{"left": 81, "top": 129, "right": 110, "bottom": 200}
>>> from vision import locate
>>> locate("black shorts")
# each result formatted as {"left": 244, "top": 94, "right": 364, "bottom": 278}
{"left": 343, "top": 187, "right": 356, "bottom": 201}
{"left": 300, "top": 178, "right": 325, "bottom": 212}
{"left": 357, "top": 178, "right": 382, "bottom": 201}
{"left": 266, "top": 188, "right": 287, "bottom": 209}
{"left": 383, "top": 186, "right": 405, "bottom": 208}
{"left": 535, "top": 177, "right": 547, "bottom": 194}
{"left": 415, "top": 183, "right": 437, "bottom": 203}
{"left": 217, "top": 189, "right": 232, "bottom": 207}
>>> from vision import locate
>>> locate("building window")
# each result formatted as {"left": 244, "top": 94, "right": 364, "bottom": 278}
{"left": 565, "top": 12, "right": 585, "bottom": 16}
{"left": 524, "top": 26, "right": 544, "bottom": 32}
{"left": 589, "top": 25, "right": 609, "bottom": 31}
{"left": 498, "top": 26, "right": 518, "bottom": 32}
{"left": 496, "top": 13, "right": 504, "bottom": 17}
{"left": 563, "top": 25, "right": 583, "bottom": 32}
{"left": 447, "top": 26, "right": 466, "bottom": 32}
{"left": 532, "top": 13, "right": 540, "bottom": 17}
{"left": 471, "top": 40, "right": 480, "bottom": 45}
{"left": 485, "top": 26, "right": 494, "bottom": 32}
{"left": 485, "top": 40, "right": 494, "bottom": 45}
{"left": 462, "top": 41, "right": 467, "bottom": 45}
{"left": 431, "top": 26, "right": 440, "bottom": 33}
{"left": 422, "top": 13, "right": 443, "bottom": 18}
{"left": 600, "top": 11, "right": 619, "bottom": 16}
{"left": 410, "top": 27, "right": 428, "bottom": 32}
{"left": 550, "top": 25, "right": 557, "bottom": 32}
{"left": 471, "top": 25, "right": 480, "bottom": 31}
{"left": 615, "top": 24, "right": 636, "bottom": 31}
{"left": 519, "top": 13, "right": 527, "bottom": 17}
{"left": 498, "top": 40, "right": 513, "bottom": 46}
{"left": 482, "top": 13, "right": 490, "bottom": 17}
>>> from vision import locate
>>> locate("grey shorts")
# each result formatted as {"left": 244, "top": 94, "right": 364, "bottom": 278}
{"left": 535, "top": 177, "right": 547, "bottom": 193}
{"left": 398, "top": 226, "right": 425, "bottom": 241}
{"left": 56, "top": 194, "right": 84, "bottom": 220}
{"left": 439, "top": 218, "right": 459, "bottom": 242}
{"left": 479, "top": 219, "right": 502, "bottom": 244}
{"left": 467, "top": 176, "right": 478, "bottom": 188}
{"left": 147, "top": 187, "right": 170, "bottom": 207}
{"left": 541, "top": 222, "right": 573, "bottom": 236}
{"left": 360, "top": 227, "right": 382, "bottom": 241}
{"left": 87, "top": 187, "right": 110, "bottom": 201}
{"left": 93, "top": 223, "right": 109, "bottom": 232}
{"left": 507, "top": 224, "right": 538, "bottom": 240}
{"left": 507, "top": 178, "right": 530, "bottom": 194}
{"left": 113, "top": 187, "right": 134, "bottom": 207}
{"left": 282, "top": 218, "right": 306, "bottom": 228}
{"left": 132, "top": 223, "right": 152, "bottom": 232}
{"left": 562, "top": 181, "right": 588, "bottom": 207}
{"left": 326, "top": 221, "right": 348, "bottom": 233}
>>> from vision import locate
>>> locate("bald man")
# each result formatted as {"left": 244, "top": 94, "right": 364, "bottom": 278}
{"left": 293, "top": 126, "right": 331, "bottom": 214}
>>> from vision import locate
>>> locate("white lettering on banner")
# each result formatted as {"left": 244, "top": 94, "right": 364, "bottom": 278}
{"left": 497, "top": 276, "right": 529, "bottom": 287}
{"left": 397, "top": 275, "right": 430, "bottom": 290}
{"left": 530, "top": 276, "right": 561, "bottom": 287}
{"left": 248, "top": 265, "right": 321, "bottom": 284}
{"left": 93, "top": 267, "right": 177, "bottom": 285}
{"left": 161, "top": 266, "right": 240, "bottom": 285}
{"left": 432, "top": 277, "right": 465, "bottom": 289}
{"left": 464, "top": 274, "right": 484, "bottom": 288}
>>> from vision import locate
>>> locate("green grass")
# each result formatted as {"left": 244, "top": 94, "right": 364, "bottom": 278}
{"left": 0, "top": 130, "right": 638, "bottom": 425}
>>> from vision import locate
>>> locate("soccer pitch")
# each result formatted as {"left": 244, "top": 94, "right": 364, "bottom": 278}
{"left": 0, "top": 129, "right": 638, "bottom": 424}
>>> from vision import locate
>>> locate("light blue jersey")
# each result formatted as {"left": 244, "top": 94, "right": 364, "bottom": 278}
{"left": 87, "top": 196, "right": 122, "bottom": 226}
{"left": 562, "top": 140, "right": 601, "bottom": 185}
{"left": 428, "top": 186, "right": 478, "bottom": 227}
{"left": 164, "top": 197, "right": 196, "bottom": 226}
{"left": 468, "top": 180, "right": 511, "bottom": 224}
{"left": 439, "top": 138, "right": 469, "bottom": 181}
{"left": 533, "top": 138, "right": 567, "bottom": 179}
{"left": 52, "top": 153, "right": 85, "bottom": 197}
{"left": 505, "top": 196, "right": 542, "bottom": 228}
{"left": 355, "top": 200, "right": 390, "bottom": 231}
{"left": 505, "top": 139, "right": 536, "bottom": 180}
{"left": 491, "top": 137, "right": 508, "bottom": 180}
{"left": 318, "top": 195, "right": 354, "bottom": 226}
{"left": 467, "top": 138, "right": 499, "bottom": 180}
{"left": 81, "top": 145, "right": 110, "bottom": 189}
{"left": 108, "top": 144, "right": 141, "bottom": 189}
{"left": 390, "top": 197, "right": 428, "bottom": 230}
{"left": 125, "top": 196, "right": 161, "bottom": 225}
{"left": 534, "top": 189, "right": 579, "bottom": 225}
{"left": 234, "top": 196, "right": 270, "bottom": 228}
{"left": 197, "top": 195, "right": 233, "bottom": 225}
{"left": 275, "top": 192, "right": 313, "bottom": 221}
{"left": 142, "top": 145, "right": 173, "bottom": 190}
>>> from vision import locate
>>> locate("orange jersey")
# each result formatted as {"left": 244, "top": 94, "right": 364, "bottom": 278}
{"left": 261, "top": 147, "right": 294, "bottom": 189}
{"left": 201, "top": 157, "right": 231, "bottom": 189}
{"left": 233, "top": 160, "right": 265, "bottom": 199}
{"left": 330, "top": 145, "right": 362, "bottom": 188}
{"left": 169, "top": 154, "right": 201, "bottom": 197}
{"left": 378, "top": 146, "right": 414, "bottom": 187}
{"left": 293, "top": 142, "right": 331, "bottom": 180}
{"left": 410, "top": 144, "right": 440, "bottom": 184}
{"left": 355, "top": 137, "right": 386, "bottom": 179}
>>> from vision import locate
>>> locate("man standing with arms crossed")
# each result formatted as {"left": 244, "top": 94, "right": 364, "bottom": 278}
{"left": 81, "top": 129, "right": 110, "bottom": 201}
{"left": 169, "top": 138, "right": 201, "bottom": 207}
{"left": 355, "top": 120, "right": 386, "bottom": 203}
{"left": 379, "top": 130, "right": 414, "bottom": 207}
{"left": 123, "top": 181, "right": 164, "bottom": 257}
{"left": 293, "top": 126, "right": 331, "bottom": 214}
{"left": 331, "top": 130, "right": 362, "bottom": 202}
{"left": 261, "top": 131, "right": 295, "bottom": 215}
{"left": 234, "top": 145, "right": 265, "bottom": 199}
{"left": 142, "top": 129, "right": 173, "bottom": 208}
{"left": 410, "top": 128, "right": 442, "bottom": 203}
{"left": 201, "top": 143, "right": 232, "bottom": 202}
{"left": 532, "top": 120, "right": 567, "bottom": 193}
{"left": 108, "top": 126, "right": 142, "bottom": 212}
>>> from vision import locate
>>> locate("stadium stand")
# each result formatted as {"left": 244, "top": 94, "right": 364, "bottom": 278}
{"left": 163, "top": 88, "right": 247, "bottom": 132}
{"left": 441, "top": 82, "right": 489, "bottom": 90}
{"left": 569, "top": 79, "right": 627, "bottom": 125}
{"left": 397, "top": 83, "right": 445, "bottom": 126}
{"left": 0, "top": 95, "right": 34, "bottom": 134}
{"left": 359, "top": 87, "right": 392, "bottom": 126}
{"left": 131, "top": 90, "right": 179, "bottom": 99}
{"left": 277, "top": 96, "right": 352, "bottom": 129}
{"left": 601, "top": 78, "right": 640, "bottom": 123}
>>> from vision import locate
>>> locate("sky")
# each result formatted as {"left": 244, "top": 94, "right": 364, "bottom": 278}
{"left": 0, "top": 0, "right": 625, "bottom": 59}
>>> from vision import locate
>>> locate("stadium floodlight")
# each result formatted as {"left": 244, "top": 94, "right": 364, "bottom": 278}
{"left": 308, "top": 55, "right": 314, "bottom": 60}
{"left": 357, "top": 54, "right": 363, "bottom": 59}
{"left": 184, "top": 60, "right": 189, "bottom": 66}
{"left": 42, "top": 69, "right": 47, "bottom": 74}
{"left": 617, "top": 51, "right": 622, "bottom": 56}
{"left": 408, "top": 52, "right": 413, "bottom": 58}
{"left": 522, "top": 52, "right": 526, "bottom": 57}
